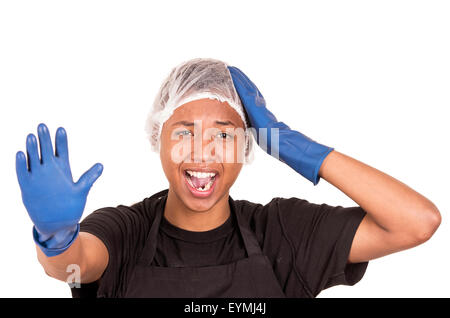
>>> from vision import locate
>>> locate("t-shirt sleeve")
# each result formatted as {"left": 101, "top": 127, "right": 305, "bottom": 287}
{"left": 78, "top": 200, "right": 152, "bottom": 297}
{"left": 273, "top": 197, "right": 368, "bottom": 297}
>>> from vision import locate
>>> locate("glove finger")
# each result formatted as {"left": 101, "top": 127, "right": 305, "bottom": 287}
{"left": 229, "top": 66, "right": 278, "bottom": 129}
{"left": 16, "top": 151, "right": 29, "bottom": 187}
{"left": 26, "top": 133, "right": 40, "bottom": 172}
{"left": 55, "top": 126, "right": 71, "bottom": 165}
{"left": 76, "top": 163, "right": 103, "bottom": 192}
{"left": 37, "top": 123, "right": 54, "bottom": 164}
{"left": 228, "top": 66, "right": 266, "bottom": 108}
{"left": 228, "top": 66, "right": 263, "bottom": 97}
{"left": 228, "top": 66, "right": 252, "bottom": 95}
{"left": 234, "top": 67, "right": 267, "bottom": 107}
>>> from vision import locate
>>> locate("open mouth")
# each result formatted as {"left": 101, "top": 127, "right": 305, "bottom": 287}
{"left": 184, "top": 169, "right": 217, "bottom": 192}
{"left": 184, "top": 169, "right": 218, "bottom": 197}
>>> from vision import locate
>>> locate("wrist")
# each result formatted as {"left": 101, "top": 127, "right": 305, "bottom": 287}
{"left": 255, "top": 119, "right": 333, "bottom": 185}
{"left": 33, "top": 224, "right": 80, "bottom": 257}
{"left": 275, "top": 126, "right": 334, "bottom": 185}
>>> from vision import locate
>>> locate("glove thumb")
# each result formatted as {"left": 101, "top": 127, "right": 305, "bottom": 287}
{"left": 76, "top": 163, "right": 103, "bottom": 192}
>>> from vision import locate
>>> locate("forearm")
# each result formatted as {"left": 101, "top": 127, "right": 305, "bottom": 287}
{"left": 36, "top": 233, "right": 87, "bottom": 283}
{"left": 319, "top": 150, "right": 441, "bottom": 240}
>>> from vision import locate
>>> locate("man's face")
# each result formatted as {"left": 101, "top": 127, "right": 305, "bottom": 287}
{"left": 159, "top": 98, "right": 246, "bottom": 212}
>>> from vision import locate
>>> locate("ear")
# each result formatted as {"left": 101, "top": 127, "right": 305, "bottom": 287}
{"left": 244, "top": 129, "right": 254, "bottom": 163}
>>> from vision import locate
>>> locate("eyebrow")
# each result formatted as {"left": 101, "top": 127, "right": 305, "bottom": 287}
{"left": 171, "top": 120, "right": 237, "bottom": 127}
{"left": 171, "top": 120, "right": 194, "bottom": 127}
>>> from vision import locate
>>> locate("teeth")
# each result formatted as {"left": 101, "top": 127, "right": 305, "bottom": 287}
{"left": 185, "top": 171, "right": 216, "bottom": 192}
{"left": 186, "top": 170, "right": 217, "bottom": 178}
{"left": 197, "top": 179, "right": 214, "bottom": 191}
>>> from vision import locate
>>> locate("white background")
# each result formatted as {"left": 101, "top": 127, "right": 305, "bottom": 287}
{"left": 0, "top": 0, "right": 449, "bottom": 297}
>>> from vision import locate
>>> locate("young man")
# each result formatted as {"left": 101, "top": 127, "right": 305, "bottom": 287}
{"left": 16, "top": 58, "right": 441, "bottom": 297}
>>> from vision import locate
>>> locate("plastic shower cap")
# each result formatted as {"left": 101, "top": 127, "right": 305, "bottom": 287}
{"left": 145, "top": 57, "right": 254, "bottom": 164}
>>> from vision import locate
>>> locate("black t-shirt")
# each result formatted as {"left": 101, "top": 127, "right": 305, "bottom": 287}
{"left": 77, "top": 189, "right": 368, "bottom": 298}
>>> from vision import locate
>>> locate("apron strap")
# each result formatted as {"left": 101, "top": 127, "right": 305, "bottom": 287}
{"left": 138, "top": 192, "right": 165, "bottom": 266}
{"left": 230, "top": 197, "right": 263, "bottom": 257}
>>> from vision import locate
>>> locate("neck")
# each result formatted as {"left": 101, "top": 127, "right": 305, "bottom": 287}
{"left": 164, "top": 188, "right": 231, "bottom": 232}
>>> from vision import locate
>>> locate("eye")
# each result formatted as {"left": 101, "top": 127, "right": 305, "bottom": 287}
{"left": 216, "top": 131, "right": 234, "bottom": 140}
{"left": 175, "top": 130, "right": 193, "bottom": 137}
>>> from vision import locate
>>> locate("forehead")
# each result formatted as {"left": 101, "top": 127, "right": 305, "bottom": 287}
{"left": 166, "top": 98, "right": 244, "bottom": 127}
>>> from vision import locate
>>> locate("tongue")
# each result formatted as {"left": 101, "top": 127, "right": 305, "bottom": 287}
{"left": 190, "top": 175, "right": 212, "bottom": 189}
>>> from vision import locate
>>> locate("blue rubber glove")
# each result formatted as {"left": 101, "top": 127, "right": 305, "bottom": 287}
{"left": 16, "top": 123, "right": 103, "bottom": 257}
{"left": 228, "top": 66, "right": 334, "bottom": 185}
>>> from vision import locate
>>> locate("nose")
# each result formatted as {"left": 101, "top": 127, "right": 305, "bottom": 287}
{"left": 191, "top": 131, "right": 219, "bottom": 163}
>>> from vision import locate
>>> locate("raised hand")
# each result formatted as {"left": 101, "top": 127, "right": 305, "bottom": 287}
{"left": 228, "top": 66, "right": 334, "bottom": 185}
{"left": 16, "top": 123, "right": 103, "bottom": 256}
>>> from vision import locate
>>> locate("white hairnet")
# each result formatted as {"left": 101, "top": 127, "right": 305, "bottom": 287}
{"left": 145, "top": 58, "right": 254, "bottom": 164}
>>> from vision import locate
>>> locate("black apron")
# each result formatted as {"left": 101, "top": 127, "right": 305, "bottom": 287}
{"left": 123, "top": 190, "right": 286, "bottom": 298}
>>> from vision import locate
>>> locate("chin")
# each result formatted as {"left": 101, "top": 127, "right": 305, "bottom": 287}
{"left": 184, "top": 199, "right": 218, "bottom": 213}
{"left": 178, "top": 181, "right": 225, "bottom": 213}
